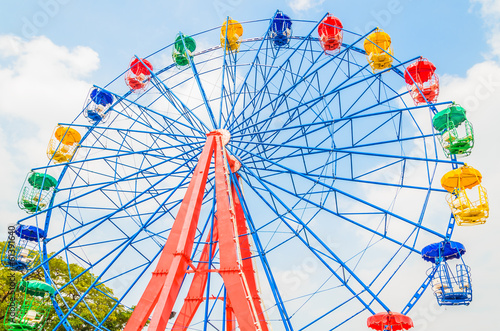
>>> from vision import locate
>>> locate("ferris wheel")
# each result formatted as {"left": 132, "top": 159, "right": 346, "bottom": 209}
{"left": 2, "top": 10, "right": 488, "bottom": 331}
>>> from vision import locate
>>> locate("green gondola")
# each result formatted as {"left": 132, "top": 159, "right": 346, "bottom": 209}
{"left": 4, "top": 280, "right": 54, "bottom": 331}
{"left": 18, "top": 172, "right": 57, "bottom": 214}
{"left": 432, "top": 104, "right": 474, "bottom": 157}
{"left": 172, "top": 33, "right": 196, "bottom": 67}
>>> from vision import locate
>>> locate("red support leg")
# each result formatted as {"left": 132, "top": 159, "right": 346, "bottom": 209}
{"left": 226, "top": 297, "right": 235, "bottom": 331}
{"left": 232, "top": 179, "right": 269, "bottom": 331}
{"left": 213, "top": 136, "right": 263, "bottom": 331}
{"left": 171, "top": 216, "right": 219, "bottom": 330}
{"left": 123, "top": 135, "right": 216, "bottom": 331}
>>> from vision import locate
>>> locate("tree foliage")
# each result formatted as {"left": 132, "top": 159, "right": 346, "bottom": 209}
{"left": 0, "top": 241, "right": 133, "bottom": 330}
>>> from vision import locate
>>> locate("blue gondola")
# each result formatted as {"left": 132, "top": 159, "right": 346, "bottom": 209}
{"left": 269, "top": 11, "right": 292, "bottom": 47}
{"left": 422, "top": 241, "right": 472, "bottom": 306}
{"left": 84, "top": 87, "right": 114, "bottom": 123}
{"left": 1, "top": 225, "right": 46, "bottom": 271}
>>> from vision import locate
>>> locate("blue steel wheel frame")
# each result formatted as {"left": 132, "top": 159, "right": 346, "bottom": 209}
{"left": 17, "top": 12, "right": 462, "bottom": 330}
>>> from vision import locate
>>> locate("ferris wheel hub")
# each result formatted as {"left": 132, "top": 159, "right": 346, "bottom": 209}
{"left": 209, "top": 129, "right": 231, "bottom": 146}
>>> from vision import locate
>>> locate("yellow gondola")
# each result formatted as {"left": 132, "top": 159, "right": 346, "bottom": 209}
{"left": 363, "top": 29, "right": 393, "bottom": 72}
{"left": 46, "top": 125, "right": 81, "bottom": 163}
{"left": 441, "top": 165, "right": 489, "bottom": 225}
{"left": 220, "top": 18, "right": 243, "bottom": 53}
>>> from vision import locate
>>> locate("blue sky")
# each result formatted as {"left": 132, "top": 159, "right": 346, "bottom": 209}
{"left": 0, "top": 0, "right": 490, "bottom": 79}
{"left": 0, "top": 0, "right": 499, "bottom": 330}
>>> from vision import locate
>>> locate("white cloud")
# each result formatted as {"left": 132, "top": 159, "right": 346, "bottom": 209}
{"left": 0, "top": 35, "right": 99, "bottom": 236}
{"left": 471, "top": 0, "right": 500, "bottom": 57}
{"left": 0, "top": 35, "right": 98, "bottom": 122}
{"left": 288, "top": 0, "right": 325, "bottom": 12}
{"left": 440, "top": 61, "right": 500, "bottom": 112}
{"left": 471, "top": 0, "right": 500, "bottom": 17}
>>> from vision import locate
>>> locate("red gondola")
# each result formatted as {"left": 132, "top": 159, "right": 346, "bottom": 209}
{"left": 367, "top": 312, "right": 413, "bottom": 331}
{"left": 404, "top": 58, "right": 439, "bottom": 105}
{"left": 125, "top": 58, "right": 153, "bottom": 92}
{"left": 318, "top": 14, "right": 343, "bottom": 53}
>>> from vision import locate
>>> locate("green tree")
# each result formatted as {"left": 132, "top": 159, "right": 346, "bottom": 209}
{"left": 0, "top": 241, "right": 133, "bottom": 330}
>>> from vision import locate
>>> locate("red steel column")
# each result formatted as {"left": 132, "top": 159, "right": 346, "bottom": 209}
{"left": 226, "top": 297, "right": 235, "bottom": 331}
{"left": 213, "top": 135, "right": 263, "bottom": 331}
{"left": 171, "top": 216, "right": 219, "bottom": 330}
{"left": 232, "top": 179, "right": 269, "bottom": 331}
{"left": 123, "top": 135, "right": 215, "bottom": 331}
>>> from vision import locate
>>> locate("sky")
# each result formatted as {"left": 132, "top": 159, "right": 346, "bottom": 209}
{"left": 0, "top": 0, "right": 499, "bottom": 330}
